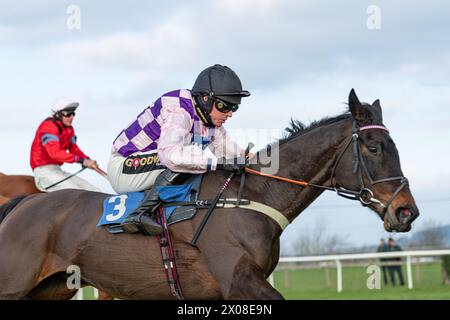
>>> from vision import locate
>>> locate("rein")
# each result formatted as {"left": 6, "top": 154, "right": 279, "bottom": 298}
{"left": 245, "top": 122, "right": 408, "bottom": 217}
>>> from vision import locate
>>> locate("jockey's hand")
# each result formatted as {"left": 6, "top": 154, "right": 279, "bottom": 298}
{"left": 82, "top": 158, "right": 98, "bottom": 170}
{"left": 216, "top": 156, "right": 247, "bottom": 175}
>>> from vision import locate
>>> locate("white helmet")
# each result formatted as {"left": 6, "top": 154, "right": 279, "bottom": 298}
{"left": 52, "top": 98, "right": 79, "bottom": 115}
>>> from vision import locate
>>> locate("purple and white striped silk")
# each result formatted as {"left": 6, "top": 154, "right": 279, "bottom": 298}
{"left": 112, "top": 89, "right": 200, "bottom": 157}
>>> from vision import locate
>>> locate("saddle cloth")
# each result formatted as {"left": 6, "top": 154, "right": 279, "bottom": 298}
{"left": 97, "top": 175, "right": 203, "bottom": 229}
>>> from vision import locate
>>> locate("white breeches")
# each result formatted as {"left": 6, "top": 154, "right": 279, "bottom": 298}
{"left": 33, "top": 165, "right": 101, "bottom": 192}
{"left": 107, "top": 152, "right": 164, "bottom": 194}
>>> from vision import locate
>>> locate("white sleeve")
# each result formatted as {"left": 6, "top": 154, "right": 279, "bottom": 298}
{"left": 158, "top": 106, "right": 218, "bottom": 173}
{"left": 210, "top": 126, "right": 245, "bottom": 159}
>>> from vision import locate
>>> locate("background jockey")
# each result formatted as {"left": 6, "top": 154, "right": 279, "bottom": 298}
{"left": 108, "top": 64, "right": 251, "bottom": 235}
{"left": 30, "top": 99, "right": 101, "bottom": 192}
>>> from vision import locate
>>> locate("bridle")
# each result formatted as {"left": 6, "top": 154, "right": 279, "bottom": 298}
{"left": 245, "top": 120, "right": 409, "bottom": 217}
{"left": 329, "top": 121, "right": 409, "bottom": 216}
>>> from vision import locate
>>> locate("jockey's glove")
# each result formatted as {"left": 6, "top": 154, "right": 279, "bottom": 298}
{"left": 216, "top": 156, "right": 247, "bottom": 175}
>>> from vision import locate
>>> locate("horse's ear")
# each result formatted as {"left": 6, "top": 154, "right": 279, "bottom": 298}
{"left": 348, "top": 89, "right": 367, "bottom": 122}
{"left": 372, "top": 99, "right": 383, "bottom": 122}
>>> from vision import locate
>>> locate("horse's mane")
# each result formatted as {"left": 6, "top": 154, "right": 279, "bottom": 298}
{"left": 255, "top": 110, "right": 351, "bottom": 157}
{"left": 279, "top": 112, "right": 351, "bottom": 146}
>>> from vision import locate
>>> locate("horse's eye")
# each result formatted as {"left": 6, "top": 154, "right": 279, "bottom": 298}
{"left": 368, "top": 146, "right": 378, "bottom": 154}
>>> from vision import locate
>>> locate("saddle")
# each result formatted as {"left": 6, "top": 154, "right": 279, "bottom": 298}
{"left": 99, "top": 170, "right": 289, "bottom": 238}
{"left": 101, "top": 175, "right": 202, "bottom": 234}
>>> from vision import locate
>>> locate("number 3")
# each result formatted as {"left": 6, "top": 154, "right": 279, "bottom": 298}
{"left": 106, "top": 195, "right": 128, "bottom": 221}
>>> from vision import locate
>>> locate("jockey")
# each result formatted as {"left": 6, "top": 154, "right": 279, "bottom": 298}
{"left": 107, "top": 64, "right": 251, "bottom": 235}
{"left": 30, "top": 99, "right": 101, "bottom": 192}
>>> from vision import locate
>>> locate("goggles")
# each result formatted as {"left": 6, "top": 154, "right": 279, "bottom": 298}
{"left": 215, "top": 98, "right": 239, "bottom": 113}
{"left": 61, "top": 111, "right": 76, "bottom": 117}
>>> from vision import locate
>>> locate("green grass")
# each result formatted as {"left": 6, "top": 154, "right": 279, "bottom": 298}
{"left": 76, "top": 263, "right": 450, "bottom": 300}
{"left": 273, "top": 262, "right": 450, "bottom": 299}
{"left": 74, "top": 286, "right": 97, "bottom": 300}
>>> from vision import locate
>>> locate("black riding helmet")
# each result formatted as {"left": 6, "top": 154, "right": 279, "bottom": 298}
{"left": 191, "top": 64, "right": 250, "bottom": 126}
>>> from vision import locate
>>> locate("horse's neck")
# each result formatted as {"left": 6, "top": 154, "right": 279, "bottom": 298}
{"left": 249, "top": 119, "right": 351, "bottom": 222}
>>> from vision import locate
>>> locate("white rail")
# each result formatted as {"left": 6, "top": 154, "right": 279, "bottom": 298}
{"left": 268, "top": 249, "right": 450, "bottom": 292}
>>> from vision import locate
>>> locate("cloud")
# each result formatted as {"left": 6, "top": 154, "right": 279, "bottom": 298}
{"left": 30, "top": 1, "right": 449, "bottom": 94}
{"left": 42, "top": 12, "right": 199, "bottom": 71}
{"left": 212, "top": 0, "right": 280, "bottom": 15}
{"left": 0, "top": 25, "right": 14, "bottom": 40}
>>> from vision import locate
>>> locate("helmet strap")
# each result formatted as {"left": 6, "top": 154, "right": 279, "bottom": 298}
{"left": 193, "top": 95, "right": 214, "bottom": 127}
{"left": 54, "top": 112, "right": 62, "bottom": 121}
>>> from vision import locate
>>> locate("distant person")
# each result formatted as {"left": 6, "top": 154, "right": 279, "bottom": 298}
{"left": 30, "top": 99, "right": 101, "bottom": 192}
{"left": 377, "top": 238, "right": 389, "bottom": 286}
{"left": 387, "top": 238, "right": 405, "bottom": 286}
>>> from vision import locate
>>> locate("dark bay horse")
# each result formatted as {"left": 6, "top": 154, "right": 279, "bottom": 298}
{"left": 0, "top": 172, "right": 113, "bottom": 299}
{"left": 0, "top": 90, "right": 419, "bottom": 299}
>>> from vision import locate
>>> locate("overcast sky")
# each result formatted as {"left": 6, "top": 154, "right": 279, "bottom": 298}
{"left": 1, "top": 0, "right": 449, "bottom": 250}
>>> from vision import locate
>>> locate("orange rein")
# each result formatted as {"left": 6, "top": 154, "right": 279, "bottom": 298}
{"left": 245, "top": 167, "right": 309, "bottom": 187}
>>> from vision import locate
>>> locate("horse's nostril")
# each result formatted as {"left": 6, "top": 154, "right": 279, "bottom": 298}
{"left": 396, "top": 207, "right": 412, "bottom": 222}
{"left": 402, "top": 209, "right": 411, "bottom": 218}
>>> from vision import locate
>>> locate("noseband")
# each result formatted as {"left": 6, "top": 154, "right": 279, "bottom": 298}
{"left": 330, "top": 121, "right": 409, "bottom": 216}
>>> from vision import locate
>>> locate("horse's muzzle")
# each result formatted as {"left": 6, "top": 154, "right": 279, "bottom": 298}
{"left": 384, "top": 206, "right": 419, "bottom": 232}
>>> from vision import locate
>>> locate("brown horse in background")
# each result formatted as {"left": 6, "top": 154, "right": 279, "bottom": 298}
{"left": 0, "top": 172, "right": 40, "bottom": 209}
{"left": 0, "top": 90, "right": 419, "bottom": 299}
{"left": 0, "top": 172, "right": 40, "bottom": 198}
{"left": 0, "top": 195, "right": 9, "bottom": 206}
